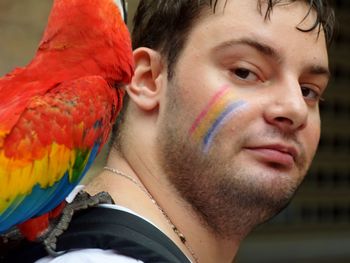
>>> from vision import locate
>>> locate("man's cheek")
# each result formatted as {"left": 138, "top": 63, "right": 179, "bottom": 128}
{"left": 188, "top": 85, "right": 247, "bottom": 153}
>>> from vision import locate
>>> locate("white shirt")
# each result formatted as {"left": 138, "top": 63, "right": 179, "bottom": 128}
{"left": 36, "top": 249, "right": 143, "bottom": 263}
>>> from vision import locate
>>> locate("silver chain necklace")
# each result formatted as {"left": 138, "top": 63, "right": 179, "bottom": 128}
{"left": 103, "top": 166, "right": 199, "bottom": 263}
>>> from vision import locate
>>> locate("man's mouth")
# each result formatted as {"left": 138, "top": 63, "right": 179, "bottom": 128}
{"left": 244, "top": 143, "right": 298, "bottom": 169}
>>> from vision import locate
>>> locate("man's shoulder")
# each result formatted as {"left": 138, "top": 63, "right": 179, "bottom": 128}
{"left": 34, "top": 204, "right": 190, "bottom": 263}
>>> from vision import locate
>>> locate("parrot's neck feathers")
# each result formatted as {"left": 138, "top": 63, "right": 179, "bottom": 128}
{"left": 29, "top": 0, "right": 133, "bottom": 84}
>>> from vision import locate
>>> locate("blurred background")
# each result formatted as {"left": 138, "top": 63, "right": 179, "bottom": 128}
{"left": 0, "top": 0, "right": 349, "bottom": 262}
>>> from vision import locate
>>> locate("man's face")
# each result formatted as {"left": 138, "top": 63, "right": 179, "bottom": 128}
{"left": 157, "top": 0, "right": 329, "bottom": 237}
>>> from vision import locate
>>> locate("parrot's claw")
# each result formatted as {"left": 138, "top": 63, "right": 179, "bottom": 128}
{"left": 43, "top": 191, "right": 114, "bottom": 256}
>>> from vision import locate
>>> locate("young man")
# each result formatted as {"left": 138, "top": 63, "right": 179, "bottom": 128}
{"left": 38, "top": 0, "right": 335, "bottom": 262}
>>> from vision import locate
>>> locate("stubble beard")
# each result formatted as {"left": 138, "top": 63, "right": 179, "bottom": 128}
{"left": 157, "top": 93, "right": 308, "bottom": 240}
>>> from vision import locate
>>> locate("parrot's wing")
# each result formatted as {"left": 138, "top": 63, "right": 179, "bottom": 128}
{"left": 0, "top": 75, "right": 124, "bottom": 233}
{"left": 0, "top": 74, "right": 57, "bottom": 147}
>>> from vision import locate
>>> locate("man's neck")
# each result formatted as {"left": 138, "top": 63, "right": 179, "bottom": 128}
{"left": 86, "top": 149, "right": 242, "bottom": 263}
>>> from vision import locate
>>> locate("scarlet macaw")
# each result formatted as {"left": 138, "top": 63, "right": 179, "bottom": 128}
{"left": 0, "top": 0, "right": 133, "bottom": 241}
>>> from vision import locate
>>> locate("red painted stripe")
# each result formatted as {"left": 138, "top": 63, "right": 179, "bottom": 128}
{"left": 189, "top": 85, "right": 230, "bottom": 135}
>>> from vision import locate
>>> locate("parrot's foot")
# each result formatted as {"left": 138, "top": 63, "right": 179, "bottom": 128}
{"left": 0, "top": 227, "right": 22, "bottom": 256}
{"left": 43, "top": 191, "right": 114, "bottom": 256}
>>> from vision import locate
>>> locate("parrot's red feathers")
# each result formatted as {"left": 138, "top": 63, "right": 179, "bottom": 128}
{"left": 0, "top": 0, "right": 133, "bottom": 237}
{"left": 18, "top": 202, "right": 66, "bottom": 241}
{"left": 0, "top": 0, "right": 133, "bottom": 141}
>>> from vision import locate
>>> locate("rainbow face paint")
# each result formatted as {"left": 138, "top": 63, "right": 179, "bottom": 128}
{"left": 189, "top": 85, "right": 247, "bottom": 153}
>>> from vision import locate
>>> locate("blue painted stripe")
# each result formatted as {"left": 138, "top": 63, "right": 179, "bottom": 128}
{"left": 203, "top": 101, "right": 246, "bottom": 153}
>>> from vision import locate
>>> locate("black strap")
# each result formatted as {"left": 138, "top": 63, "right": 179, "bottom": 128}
{"left": 3, "top": 207, "right": 191, "bottom": 263}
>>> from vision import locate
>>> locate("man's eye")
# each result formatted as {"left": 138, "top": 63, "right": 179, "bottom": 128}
{"left": 233, "top": 68, "right": 259, "bottom": 81}
{"left": 301, "top": 86, "right": 321, "bottom": 101}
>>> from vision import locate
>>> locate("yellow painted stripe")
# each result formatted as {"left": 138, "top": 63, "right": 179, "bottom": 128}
{"left": 192, "top": 93, "right": 236, "bottom": 141}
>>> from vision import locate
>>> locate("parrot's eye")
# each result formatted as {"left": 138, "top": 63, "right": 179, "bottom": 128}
{"left": 114, "top": 0, "right": 128, "bottom": 23}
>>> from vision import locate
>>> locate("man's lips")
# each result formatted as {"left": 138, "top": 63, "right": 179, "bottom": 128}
{"left": 244, "top": 144, "right": 298, "bottom": 169}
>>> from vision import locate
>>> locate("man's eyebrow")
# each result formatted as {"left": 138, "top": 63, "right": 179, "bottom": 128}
{"left": 214, "top": 38, "right": 330, "bottom": 79}
{"left": 305, "top": 64, "right": 331, "bottom": 80}
{"left": 213, "top": 37, "right": 282, "bottom": 63}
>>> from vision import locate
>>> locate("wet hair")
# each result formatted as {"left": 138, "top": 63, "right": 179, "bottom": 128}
{"left": 132, "top": 0, "right": 335, "bottom": 79}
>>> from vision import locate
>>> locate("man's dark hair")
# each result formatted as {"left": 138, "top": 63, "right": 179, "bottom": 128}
{"left": 111, "top": 0, "right": 335, "bottom": 147}
{"left": 132, "top": 0, "right": 335, "bottom": 79}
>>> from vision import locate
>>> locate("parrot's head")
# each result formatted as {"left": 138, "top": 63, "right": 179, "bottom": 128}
{"left": 38, "top": 0, "right": 134, "bottom": 86}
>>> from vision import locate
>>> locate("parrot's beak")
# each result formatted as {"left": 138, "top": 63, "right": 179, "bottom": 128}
{"left": 114, "top": 0, "right": 128, "bottom": 23}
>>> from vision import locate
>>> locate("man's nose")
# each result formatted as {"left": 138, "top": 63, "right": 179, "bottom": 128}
{"left": 263, "top": 77, "right": 309, "bottom": 133}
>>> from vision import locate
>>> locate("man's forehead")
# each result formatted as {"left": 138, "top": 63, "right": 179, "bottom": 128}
{"left": 199, "top": 0, "right": 324, "bottom": 42}
{"left": 182, "top": 0, "right": 328, "bottom": 70}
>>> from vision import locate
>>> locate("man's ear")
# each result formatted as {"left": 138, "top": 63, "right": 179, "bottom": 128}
{"left": 127, "top": 48, "right": 165, "bottom": 111}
